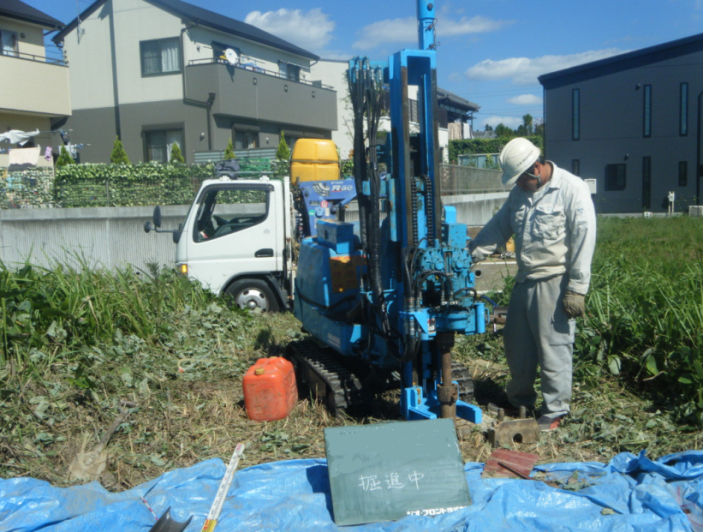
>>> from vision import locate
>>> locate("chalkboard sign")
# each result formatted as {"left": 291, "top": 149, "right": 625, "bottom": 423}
{"left": 324, "top": 418, "right": 471, "bottom": 526}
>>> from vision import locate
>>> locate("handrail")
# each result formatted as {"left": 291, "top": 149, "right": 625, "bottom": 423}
{"left": 0, "top": 50, "right": 67, "bottom": 66}
{"left": 187, "top": 57, "right": 333, "bottom": 90}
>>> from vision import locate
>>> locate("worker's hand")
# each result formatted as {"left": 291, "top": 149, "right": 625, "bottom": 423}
{"left": 562, "top": 291, "right": 585, "bottom": 319}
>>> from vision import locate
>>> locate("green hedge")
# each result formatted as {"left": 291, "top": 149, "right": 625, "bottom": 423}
{"left": 448, "top": 136, "right": 544, "bottom": 163}
{"left": 53, "top": 163, "right": 214, "bottom": 208}
{"left": 0, "top": 167, "right": 56, "bottom": 209}
{"left": 1, "top": 161, "right": 285, "bottom": 209}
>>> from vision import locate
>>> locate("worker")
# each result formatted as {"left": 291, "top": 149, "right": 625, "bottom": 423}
{"left": 469, "top": 138, "right": 596, "bottom": 431}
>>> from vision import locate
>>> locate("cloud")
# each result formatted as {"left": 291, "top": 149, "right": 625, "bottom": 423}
{"left": 439, "top": 16, "right": 513, "bottom": 37}
{"left": 481, "top": 116, "right": 523, "bottom": 129}
{"left": 465, "top": 49, "right": 627, "bottom": 85}
{"left": 244, "top": 8, "right": 335, "bottom": 53}
{"left": 353, "top": 15, "right": 511, "bottom": 50}
{"left": 353, "top": 17, "right": 415, "bottom": 50}
{"left": 507, "top": 94, "right": 543, "bottom": 105}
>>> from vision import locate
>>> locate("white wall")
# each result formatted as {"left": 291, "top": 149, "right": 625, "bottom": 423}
{"left": 311, "top": 59, "right": 352, "bottom": 158}
{"left": 62, "top": 0, "right": 317, "bottom": 112}
{"left": 0, "top": 15, "right": 45, "bottom": 58}
{"left": 113, "top": 0, "right": 184, "bottom": 105}
{"left": 0, "top": 193, "right": 506, "bottom": 269}
{"left": 63, "top": 0, "right": 116, "bottom": 110}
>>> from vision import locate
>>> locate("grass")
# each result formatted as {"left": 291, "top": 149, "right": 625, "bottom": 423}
{"left": 1, "top": 216, "right": 703, "bottom": 491}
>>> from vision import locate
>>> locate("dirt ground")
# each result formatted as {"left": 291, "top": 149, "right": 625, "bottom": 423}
{"left": 1, "top": 311, "right": 699, "bottom": 492}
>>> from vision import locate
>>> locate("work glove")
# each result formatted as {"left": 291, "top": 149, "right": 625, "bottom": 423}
{"left": 562, "top": 291, "right": 585, "bottom": 319}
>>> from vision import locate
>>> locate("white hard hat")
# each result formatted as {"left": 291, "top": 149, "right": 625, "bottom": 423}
{"left": 499, "top": 138, "right": 541, "bottom": 186}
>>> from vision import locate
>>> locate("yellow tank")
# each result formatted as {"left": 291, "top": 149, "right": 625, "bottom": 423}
{"left": 290, "top": 139, "right": 340, "bottom": 186}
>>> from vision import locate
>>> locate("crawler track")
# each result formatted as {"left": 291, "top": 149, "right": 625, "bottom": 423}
{"left": 286, "top": 339, "right": 476, "bottom": 416}
{"left": 286, "top": 339, "right": 368, "bottom": 417}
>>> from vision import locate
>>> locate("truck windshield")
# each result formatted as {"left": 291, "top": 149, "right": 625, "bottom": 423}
{"left": 193, "top": 187, "right": 269, "bottom": 242}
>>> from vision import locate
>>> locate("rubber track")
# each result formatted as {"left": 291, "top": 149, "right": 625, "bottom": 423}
{"left": 451, "top": 360, "right": 475, "bottom": 403}
{"left": 287, "top": 339, "right": 365, "bottom": 416}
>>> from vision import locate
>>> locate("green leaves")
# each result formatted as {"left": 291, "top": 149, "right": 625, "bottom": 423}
{"left": 575, "top": 216, "right": 703, "bottom": 425}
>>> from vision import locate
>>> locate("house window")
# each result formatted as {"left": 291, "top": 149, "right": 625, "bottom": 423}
{"left": 140, "top": 37, "right": 181, "bottom": 76}
{"left": 279, "top": 61, "right": 301, "bottom": 82}
{"left": 145, "top": 129, "right": 184, "bottom": 162}
{"left": 643, "top": 84, "right": 652, "bottom": 138}
{"left": 572, "top": 88, "right": 580, "bottom": 141}
{"left": 234, "top": 130, "right": 258, "bottom": 150}
{"left": 212, "top": 41, "right": 240, "bottom": 63}
{"left": 0, "top": 29, "right": 18, "bottom": 57}
{"left": 572, "top": 159, "right": 580, "bottom": 176}
{"left": 679, "top": 161, "right": 688, "bottom": 187}
{"left": 680, "top": 83, "right": 688, "bottom": 136}
{"left": 605, "top": 163, "right": 626, "bottom": 191}
{"left": 642, "top": 156, "right": 651, "bottom": 209}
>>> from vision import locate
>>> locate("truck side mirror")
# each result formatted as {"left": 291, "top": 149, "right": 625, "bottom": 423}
{"left": 173, "top": 223, "right": 183, "bottom": 244}
{"left": 153, "top": 206, "right": 162, "bottom": 229}
{"left": 144, "top": 221, "right": 152, "bottom": 233}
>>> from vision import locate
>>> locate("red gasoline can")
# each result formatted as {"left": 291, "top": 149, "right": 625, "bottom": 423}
{"left": 243, "top": 357, "right": 298, "bottom": 421}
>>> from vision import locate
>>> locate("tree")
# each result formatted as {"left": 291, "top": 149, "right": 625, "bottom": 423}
{"left": 110, "top": 136, "right": 130, "bottom": 164}
{"left": 56, "top": 146, "right": 75, "bottom": 167}
{"left": 522, "top": 114, "right": 534, "bottom": 136}
{"left": 276, "top": 132, "right": 291, "bottom": 161}
{"left": 484, "top": 124, "right": 494, "bottom": 132}
{"left": 494, "top": 123, "right": 514, "bottom": 138}
{"left": 223, "top": 138, "right": 236, "bottom": 160}
{"left": 534, "top": 119, "right": 545, "bottom": 139}
{"left": 169, "top": 142, "right": 185, "bottom": 163}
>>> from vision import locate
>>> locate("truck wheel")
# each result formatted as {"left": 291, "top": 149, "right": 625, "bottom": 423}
{"left": 225, "top": 279, "right": 280, "bottom": 312}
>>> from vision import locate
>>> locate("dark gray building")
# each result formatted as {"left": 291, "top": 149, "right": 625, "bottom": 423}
{"left": 53, "top": 0, "right": 337, "bottom": 164}
{"left": 539, "top": 33, "right": 703, "bottom": 214}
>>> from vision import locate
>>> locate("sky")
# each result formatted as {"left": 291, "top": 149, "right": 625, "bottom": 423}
{"left": 32, "top": 0, "right": 703, "bottom": 131}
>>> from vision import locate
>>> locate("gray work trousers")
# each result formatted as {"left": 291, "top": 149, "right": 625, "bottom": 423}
{"left": 503, "top": 274, "right": 575, "bottom": 418}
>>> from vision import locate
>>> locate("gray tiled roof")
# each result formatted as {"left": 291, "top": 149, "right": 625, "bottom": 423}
{"left": 0, "top": 0, "right": 64, "bottom": 30}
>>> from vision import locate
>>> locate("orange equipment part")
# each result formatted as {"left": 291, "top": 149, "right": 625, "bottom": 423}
{"left": 243, "top": 357, "right": 298, "bottom": 421}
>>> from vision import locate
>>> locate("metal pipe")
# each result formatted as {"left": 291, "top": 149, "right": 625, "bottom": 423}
{"left": 436, "top": 331, "right": 457, "bottom": 419}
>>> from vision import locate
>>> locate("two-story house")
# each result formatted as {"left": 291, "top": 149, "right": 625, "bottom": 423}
{"left": 539, "top": 32, "right": 703, "bottom": 214}
{"left": 53, "top": 0, "right": 337, "bottom": 164}
{"left": 0, "top": 0, "right": 70, "bottom": 164}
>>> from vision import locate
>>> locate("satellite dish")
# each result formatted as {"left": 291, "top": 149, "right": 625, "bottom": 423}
{"left": 224, "top": 48, "right": 239, "bottom": 65}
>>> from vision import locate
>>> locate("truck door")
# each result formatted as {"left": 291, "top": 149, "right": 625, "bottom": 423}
{"left": 186, "top": 183, "right": 278, "bottom": 294}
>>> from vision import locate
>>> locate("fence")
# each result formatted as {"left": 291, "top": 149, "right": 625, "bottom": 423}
{"left": 440, "top": 165, "right": 508, "bottom": 195}
{"left": 457, "top": 153, "right": 500, "bottom": 169}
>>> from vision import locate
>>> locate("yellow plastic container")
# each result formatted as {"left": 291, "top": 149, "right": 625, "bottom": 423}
{"left": 290, "top": 139, "right": 340, "bottom": 185}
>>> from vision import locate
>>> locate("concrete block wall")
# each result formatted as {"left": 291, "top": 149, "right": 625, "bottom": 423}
{"left": 0, "top": 192, "right": 507, "bottom": 270}
{"left": 0, "top": 205, "right": 188, "bottom": 270}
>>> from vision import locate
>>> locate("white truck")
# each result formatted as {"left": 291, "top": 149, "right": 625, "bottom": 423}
{"left": 144, "top": 139, "right": 355, "bottom": 311}
{"left": 146, "top": 175, "right": 296, "bottom": 312}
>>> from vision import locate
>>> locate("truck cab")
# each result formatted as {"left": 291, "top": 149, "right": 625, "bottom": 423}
{"left": 175, "top": 176, "right": 294, "bottom": 312}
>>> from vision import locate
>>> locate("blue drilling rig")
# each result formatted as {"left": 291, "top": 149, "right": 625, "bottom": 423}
{"left": 288, "top": 0, "right": 486, "bottom": 423}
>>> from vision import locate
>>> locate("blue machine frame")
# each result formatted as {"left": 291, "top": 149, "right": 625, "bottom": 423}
{"left": 294, "top": 0, "right": 486, "bottom": 423}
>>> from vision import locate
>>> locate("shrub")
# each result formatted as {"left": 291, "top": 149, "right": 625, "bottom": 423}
{"left": 276, "top": 132, "right": 291, "bottom": 161}
{"left": 169, "top": 143, "right": 185, "bottom": 164}
{"left": 224, "top": 139, "right": 236, "bottom": 160}
{"left": 448, "top": 136, "right": 543, "bottom": 163}
{"left": 56, "top": 146, "right": 75, "bottom": 167}
{"left": 110, "top": 137, "right": 130, "bottom": 164}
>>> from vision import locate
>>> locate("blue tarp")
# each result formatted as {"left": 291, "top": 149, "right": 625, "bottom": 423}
{"left": 2, "top": 451, "right": 703, "bottom": 531}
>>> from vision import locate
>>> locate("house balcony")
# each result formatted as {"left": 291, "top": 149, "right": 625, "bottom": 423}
{"left": 185, "top": 59, "right": 337, "bottom": 131}
{"left": 0, "top": 53, "right": 71, "bottom": 117}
